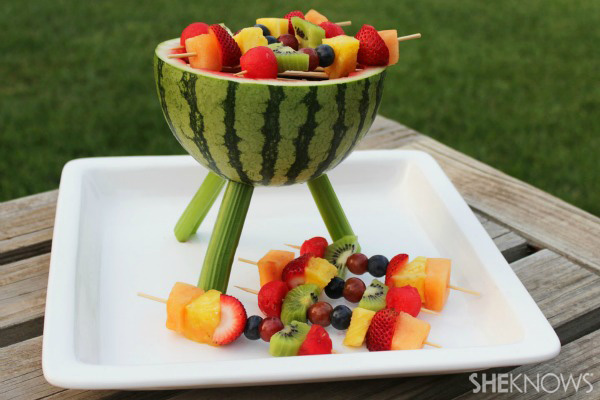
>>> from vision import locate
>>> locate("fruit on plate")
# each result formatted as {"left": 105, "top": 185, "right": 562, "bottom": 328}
{"left": 155, "top": 39, "right": 386, "bottom": 186}
{"left": 321, "top": 35, "right": 360, "bottom": 79}
{"left": 307, "top": 301, "right": 333, "bottom": 327}
{"left": 282, "top": 255, "right": 337, "bottom": 290}
{"left": 358, "top": 279, "right": 388, "bottom": 311}
{"left": 244, "top": 315, "right": 263, "bottom": 340}
{"left": 424, "top": 258, "right": 451, "bottom": 311}
{"left": 324, "top": 276, "right": 345, "bottom": 299}
{"left": 283, "top": 10, "right": 305, "bottom": 34}
{"left": 305, "top": 9, "right": 329, "bottom": 25}
{"left": 346, "top": 253, "right": 368, "bottom": 275}
{"left": 257, "top": 250, "right": 295, "bottom": 287}
{"left": 183, "top": 289, "right": 222, "bottom": 344}
{"left": 367, "top": 254, "right": 389, "bottom": 277}
{"left": 210, "top": 24, "right": 242, "bottom": 67}
{"left": 298, "top": 324, "right": 333, "bottom": 355}
{"left": 234, "top": 27, "right": 268, "bottom": 54}
{"left": 299, "top": 236, "right": 329, "bottom": 258}
{"left": 343, "top": 307, "right": 376, "bottom": 347}
{"left": 212, "top": 294, "right": 247, "bottom": 345}
{"left": 365, "top": 308, "right": 398, "bottom": 351}
{"left": 180, "top": 22, "right": 210, "bottom": 46}
{"left": 390, "top": 256, "right": 427, "bottom": 301}
{"left": 280, "top": 283, "right": 320, "bottom": 324}
{"left": 256, "top": 18, "right": 289, "bottom": 39}
{"left": 324, "top": 235, "right": 360, "bottom": 276}
{"left": 391, "top": 311, "right": 431, "bottom": 350}
{"left": 240, "top": 46, "right": 278, "bottom": 79}
{"left": 259, "top": 316, "right": 285, "bottom": 342}
{"left": 331, "top": 304, "right": 352, "bottom": 330}
{"left": 166, "top": 282, "right": 204, "bottom": 333}
{"left": 320, "top": 21, "right": 345, "bottom": 38}
{"left": 343, "top": 277, "right": 366, "bottom": 303}
{"left": 258, "top": 280, "right": 289, "bottom": 317}
{"left": 355, "top": 24, "right": 389, "bottom": 66}
{"left": 386, "top": 285, "right": 422, "bottom": 317}
{"left": 385, "top": 253, "right": 409, "bottom": 287}
{"left": 269, "top": 320, "right": 311, "bottom": 356}
{"left": 291, "top": 17, "right": 325, "bottom": 48}
{"left": 378, "top": 29, "right": 399, "bottom": 65}
{"left": 185, "top": 30, "right": 223, "bottom": 71}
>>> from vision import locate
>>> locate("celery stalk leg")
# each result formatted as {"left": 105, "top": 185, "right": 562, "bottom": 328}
{"left": 198, "top": 180, "right": 253, "bottom": 292}
{"left": 174, "top": 172, "right": 226, "bottom": 242}
{"left": 307, "top": 173, "right": 357, "bottom": 242}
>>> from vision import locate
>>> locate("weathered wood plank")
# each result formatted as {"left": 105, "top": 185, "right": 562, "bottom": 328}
{"left": 0, "top": 190, "right": 57, "bottom": 242}
{"left": 455, "top": 329, "right": 600, "bottom": 399}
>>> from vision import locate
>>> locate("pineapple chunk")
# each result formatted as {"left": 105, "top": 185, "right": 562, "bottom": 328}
{"left": 305, "top": 257, "right": 338, "bottom": 289}
{"left": 234, "top": 27, "right": 268, "bottom": 54}
{"left": 322, "top": 35, "right": 360, "bottom": 79}
{"left": 256, "top": 18, "right": 289, "bottom": 38}
{"left": 344, "top": 307, "right": 376, "bottom": 347}
{"left": 184, "top": 289, "right": 221, "bottom": 344}
{"left": 391, "top": 256, "right": 427, "bottom": 301}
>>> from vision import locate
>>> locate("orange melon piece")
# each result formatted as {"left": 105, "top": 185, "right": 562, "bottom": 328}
{"left": 424, "top": 258, "right": 451, "bottom": 311}
{"left": 185, "top": 30, "right": 223, "bottom": 71}
{"left": 183, "top": 289, "right": 221, "bottom": 345}
{"left": 378, "top": 30, "right": 399, "bottom": 65}
{"left": 166, "top": 282, "right": 204, "bottom": 333}
{"left": 305, "top": 9, "right": 328, "bottom": 25}
{"left": 322, "top": 35, "right": 360, "bottom": 79}
{"left": 391, "top": 311, "right": 431, "bottom": 350}
{"left": 258, "top": 250, "right": 296, "bottom": 287}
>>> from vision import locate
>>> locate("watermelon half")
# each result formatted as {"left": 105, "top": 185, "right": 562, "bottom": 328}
{"left": 155, "top": 38, "right": 387, "bottom": 186}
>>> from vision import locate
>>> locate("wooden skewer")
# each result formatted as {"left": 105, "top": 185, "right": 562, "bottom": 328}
{"left": 138, "top": 292, "right": 167, "bottom": 304}
{"left": 168, "top": 52, "right": 196, "bottom": 59}
{"left": 279, "top": 71, "right": 329, "bottom": 79}
{"left": 335, "top": 21, "right": 352, "bottom": 27}
{"left": 419, "top": 308, "right": 440, "bottom": 316}
{"left": 398, "top": 33, "right": 421, "bottom": 42}
{"left": 173, "top": 45, "right": 184, "bottom": 50}
{"left": 448, "top": 285, "right": 481, "bottom": 296}
{"left": 238, "top": 257, "right": 258, "bottom": 265}
{"left": 285, "top": 244, "right": 302, "bottom": 250}
{"left": 424, "top": 341, "right": 441, "bottom": 348}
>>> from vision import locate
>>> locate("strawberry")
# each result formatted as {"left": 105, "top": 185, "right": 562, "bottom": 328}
{"left": 180, "top": 22, "right": 210, "bottom": 47}
{"left": 300, "top": 236, "right": 328, "bottom": 258}
{"left": 385, "top": 253, "right": 409, "bottom": 287}
{"left": 298, "top": 325, "right": 332, "bottom": 355}
{"left": 355, "top": 24, "right": 389, "bottom": 66}
{"left": 365, "top": 308, "right": 398, "bottom": 351}
{"left": 320, "top": 22, "right": 345, "bottom": 38}
{"left": 212, "top": 294, "right": 247, "bottom": 345}
{"left": 386, "top": 286, "right": 421, "bottom": 317}
{"left": 240, "top": 46, "right": 278, "bottom": 79}
{"left": 210, "top": 24, "right": 242, "bottom": 67}
{"left": 284, "top": 10, "right": 305, "bottom": 34}
{"left": 258, "top": 280, "right": 289, "bottom": 317}
{"left": 281, "top": 254, "right": 311, "bottom": 288}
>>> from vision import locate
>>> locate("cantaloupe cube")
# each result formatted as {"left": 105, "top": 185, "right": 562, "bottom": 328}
{"left": 378, "top": 30, "right": 399, "bottom": 65}
{"left": 424, "top": 258, "right": 451, "bottom": 311}
{"left": 305, "top": 9, "right": 328, "bottom": 25}
{"left": 258, "top": 250, "right": 295, "bottom": 287}
{"left": 322, "top": 35, "right": 360, "bottom": 79}
{"left": 304, "top": 257, "right": 338, "bottom": 289}
{"left": 185, "top": 30, "right": 223, "bottom": 71}
{"left": 234, "top": 27, "right": 268, "bottom": 54}
{"left": 166, "top": 282, "right": 204, "bottom": 333}
{"left": 391, "top": 312, "right": 431, "bottom": 350}
{"left": 256, "top": 18, "right": 289, "bottom": 38}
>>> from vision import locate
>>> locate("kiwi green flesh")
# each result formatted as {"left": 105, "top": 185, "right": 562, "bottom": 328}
{"left": 324, "top": 235, "right": 360, "bottom": 277}
{"left": 291, "top": 17, "right": 325, "bottom": 48}
{"left": 358, "top": 279, "right": 389, "bottom": 311}
{"left": 269, "top": 321, "right": 311, "bottom": 357}
{"left": 280, "top": 284, "right": 320, "bottom": 325}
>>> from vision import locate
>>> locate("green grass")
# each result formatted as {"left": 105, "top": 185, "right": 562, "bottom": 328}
{"left": 1, "top": 0, "right": 598, "bottom": 215}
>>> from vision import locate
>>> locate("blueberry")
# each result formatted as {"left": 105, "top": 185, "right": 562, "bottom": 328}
{"left": 244, "top": 315, "right": 263, "bottom": 340}
{"left": 324, "top": 276, "right": 345, "bottom": 299}
{"left": 254, "top": 24, "right": 271, "bottom": 36}
{"left": 265, "top": 35, "right": 278, "bottom": 44}
{"left": 368, "top": 255, "right": 389, "bottom": 277}
{"left": 315, "top": 44, "right": 335, "bottom": 67}
{"left": 331, "top": 305, "right": 352, "bottom": 330}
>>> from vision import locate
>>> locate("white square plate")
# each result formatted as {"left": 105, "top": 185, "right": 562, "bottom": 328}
{"left": 43, "top": 150, "right": 560, "bottom": 389}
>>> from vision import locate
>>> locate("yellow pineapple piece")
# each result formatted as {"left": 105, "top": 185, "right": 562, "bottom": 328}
{"left": 304, "top": 257, "right": 338, "bottom": 289}
{"left": 234, "top": 27, "right": 268, "bottom": 54}
{"left": 343, "top": 307, "right": 376, "bottom": 347}
{"left": 391, "top": 256, "right": 427, "bottom": 301}
{"left": 256, "top": 18, "right": 289, "bottom": 38}
{"left": 322, "top": 36, "right": 360, "bottom": 79}
{"left": 184, "top": 289, "right": 221, "bottom": 344}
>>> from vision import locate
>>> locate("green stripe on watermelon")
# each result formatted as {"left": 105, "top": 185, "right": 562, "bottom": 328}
{"left": 155, "top": 39, "right": 386, "bottom": 186}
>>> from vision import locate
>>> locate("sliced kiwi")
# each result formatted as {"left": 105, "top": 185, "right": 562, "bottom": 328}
{"left": 272, "top": 46, "right": 309, "bottom": 72}
{"left": 268, "top": 42, "right": 283, "bottom": 50}
{"left": 291, "top": 16, "right": 325, "bottom": 48}
{"left": 324, "top": 235, "right": 360, "bottom": 277}
{"left": 358, "top": 279, "right": 389, "bottom": 311}
{"left": 280, "top": 284, "right": 320, "bottom": 325}
{"left": 269, "top": 321, "right": 311, "bottom": 357}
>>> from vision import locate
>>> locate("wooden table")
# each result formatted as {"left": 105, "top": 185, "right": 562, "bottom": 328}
{"left": 2, "top": 116, "right": 600, "bottom": 399}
